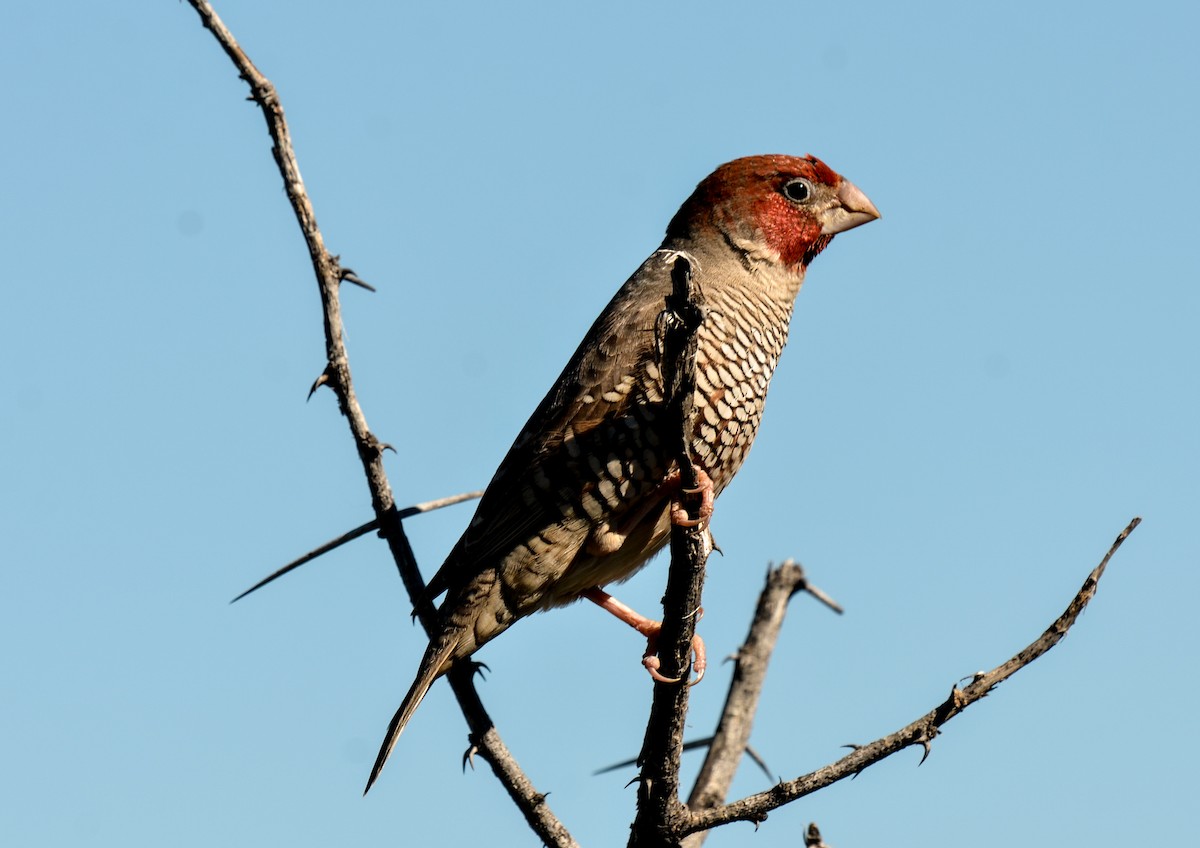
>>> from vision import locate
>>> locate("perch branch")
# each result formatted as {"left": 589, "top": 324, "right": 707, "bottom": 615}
{"left": 628, "top": 254, "right": 710, "bottom": 848}
{"left": 185, "top": 4, "right": 575, "bottom": 845}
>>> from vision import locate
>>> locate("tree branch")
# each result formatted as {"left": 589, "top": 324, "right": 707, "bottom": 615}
{"left": 185, "top": 4, "right": 576, "bottom": 845}
{"left": 628, "top": 255, "right": 710, "bottom": 848}
{"left": 680, "top": 517, "right": 1140, "bottom": 836}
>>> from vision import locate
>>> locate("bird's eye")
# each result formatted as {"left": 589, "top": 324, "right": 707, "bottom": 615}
{"left": 781, "top": 178, "right": 812, "bottom": 203}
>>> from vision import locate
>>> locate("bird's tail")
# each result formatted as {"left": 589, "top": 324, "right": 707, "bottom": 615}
{"left": 363, "top": 630, "right": 460, "bottom": 794}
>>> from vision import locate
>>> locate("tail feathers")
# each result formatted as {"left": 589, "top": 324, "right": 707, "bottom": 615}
{"left": 363, "top": 633, "right": 459, "bottom": 794}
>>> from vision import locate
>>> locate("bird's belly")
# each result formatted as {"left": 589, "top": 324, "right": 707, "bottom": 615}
{"left": 536, "top": 504, "right": 673, "bottom": 609}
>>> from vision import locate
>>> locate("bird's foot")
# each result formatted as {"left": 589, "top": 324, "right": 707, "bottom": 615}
{"left": 666, "top": 466, "right": 714, "bottom": 529}
{"left": 583, "top": 587, "right": 707, "bottom": 685}
{"left": 641, "top": 616, "right": 707, "bottom": 685}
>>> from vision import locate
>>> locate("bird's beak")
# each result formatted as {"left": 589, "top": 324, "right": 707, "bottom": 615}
{"left": 820, "top": 178, "right": 881, "bottom": 235}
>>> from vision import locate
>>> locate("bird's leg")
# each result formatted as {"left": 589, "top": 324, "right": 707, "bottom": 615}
{"left": 586, "top": 466, "right": 715, "bottom": 555}
{"left": 581, "top": 587, "right": 707, "bottom": 685}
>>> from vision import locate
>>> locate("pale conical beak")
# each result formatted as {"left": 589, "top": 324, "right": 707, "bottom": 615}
{"left": 820, "top": 178, "right": 881, "bottom": 235}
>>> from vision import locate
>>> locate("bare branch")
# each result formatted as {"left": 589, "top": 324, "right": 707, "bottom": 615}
{"left": 185, "top": 4, "right": 575, "bottom": 844}
{"left": 682, "top": 561, "right": 841, "bottom": 848}
{"left": 680, "top": 517, "right": 1141, "bottom": 836}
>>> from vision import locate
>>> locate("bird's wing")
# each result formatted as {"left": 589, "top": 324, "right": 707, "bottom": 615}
{"left": 423, "top": 251, "right": 675, "bottom": 603}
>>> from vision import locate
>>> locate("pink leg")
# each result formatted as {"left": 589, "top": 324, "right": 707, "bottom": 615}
{"left": 582, "top": 587, "right": 707, "bottom": 685}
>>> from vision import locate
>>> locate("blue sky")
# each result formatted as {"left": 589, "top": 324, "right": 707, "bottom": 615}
{"left": 3, "top": 1, "right": 1197, "bottom": 845}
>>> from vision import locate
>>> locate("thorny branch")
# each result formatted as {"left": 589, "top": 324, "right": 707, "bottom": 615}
{"left": 628, "top": 256, "right": 710, "bottom": 848}
{"left": 184, "top": 3, "right": 576, "bottom": 846}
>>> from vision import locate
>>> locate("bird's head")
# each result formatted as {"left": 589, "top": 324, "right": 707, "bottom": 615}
{"left": 666, "top": 154, "right": 880, "bottom": 270}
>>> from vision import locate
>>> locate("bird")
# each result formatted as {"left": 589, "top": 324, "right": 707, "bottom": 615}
{"left": 366, "top": 154, "right": 879, "bottom": 792}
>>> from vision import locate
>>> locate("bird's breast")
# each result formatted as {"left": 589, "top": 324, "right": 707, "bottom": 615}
{"left": 687, "top": 283, "right": 793, "bottom": 492}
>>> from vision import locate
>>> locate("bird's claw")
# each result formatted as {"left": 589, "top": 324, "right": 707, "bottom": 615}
{"left": 668, "top": 467, "right": 715, "bottom": 529}
{"left": 641, "top": 623, "right": 707, "bottom": 686}
{"left": 643, "top": 653, "right": 682, "bottom": 684}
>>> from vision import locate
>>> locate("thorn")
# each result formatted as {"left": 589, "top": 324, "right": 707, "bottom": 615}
{"left": 339, "top": 266, "right": 376, "bottom": 292}
{"left": 307, "top": 367, "right": 332, "bottom": 401}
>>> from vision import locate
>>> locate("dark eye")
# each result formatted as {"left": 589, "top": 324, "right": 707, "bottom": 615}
{"left": 781, "top": 178, "right": 812, "bottom": 203}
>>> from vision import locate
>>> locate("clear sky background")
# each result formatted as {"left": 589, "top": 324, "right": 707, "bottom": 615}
{"left": 3, "top": 2, "right": 1197, "bottom": 846}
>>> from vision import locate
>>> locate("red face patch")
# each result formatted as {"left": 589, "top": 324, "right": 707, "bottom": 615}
{"left": 666, "top": 155, "right": 844, "bottom": 268}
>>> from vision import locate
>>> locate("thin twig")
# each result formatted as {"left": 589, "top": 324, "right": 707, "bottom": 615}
{"left": 231, "top": 490, "right": 483, "bottom": 602}
{"left": 680, "top": 517, "right": 1140, "bottom": 836}
{"left": 185, "top": 5, "right": 575, "bottom": 845}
